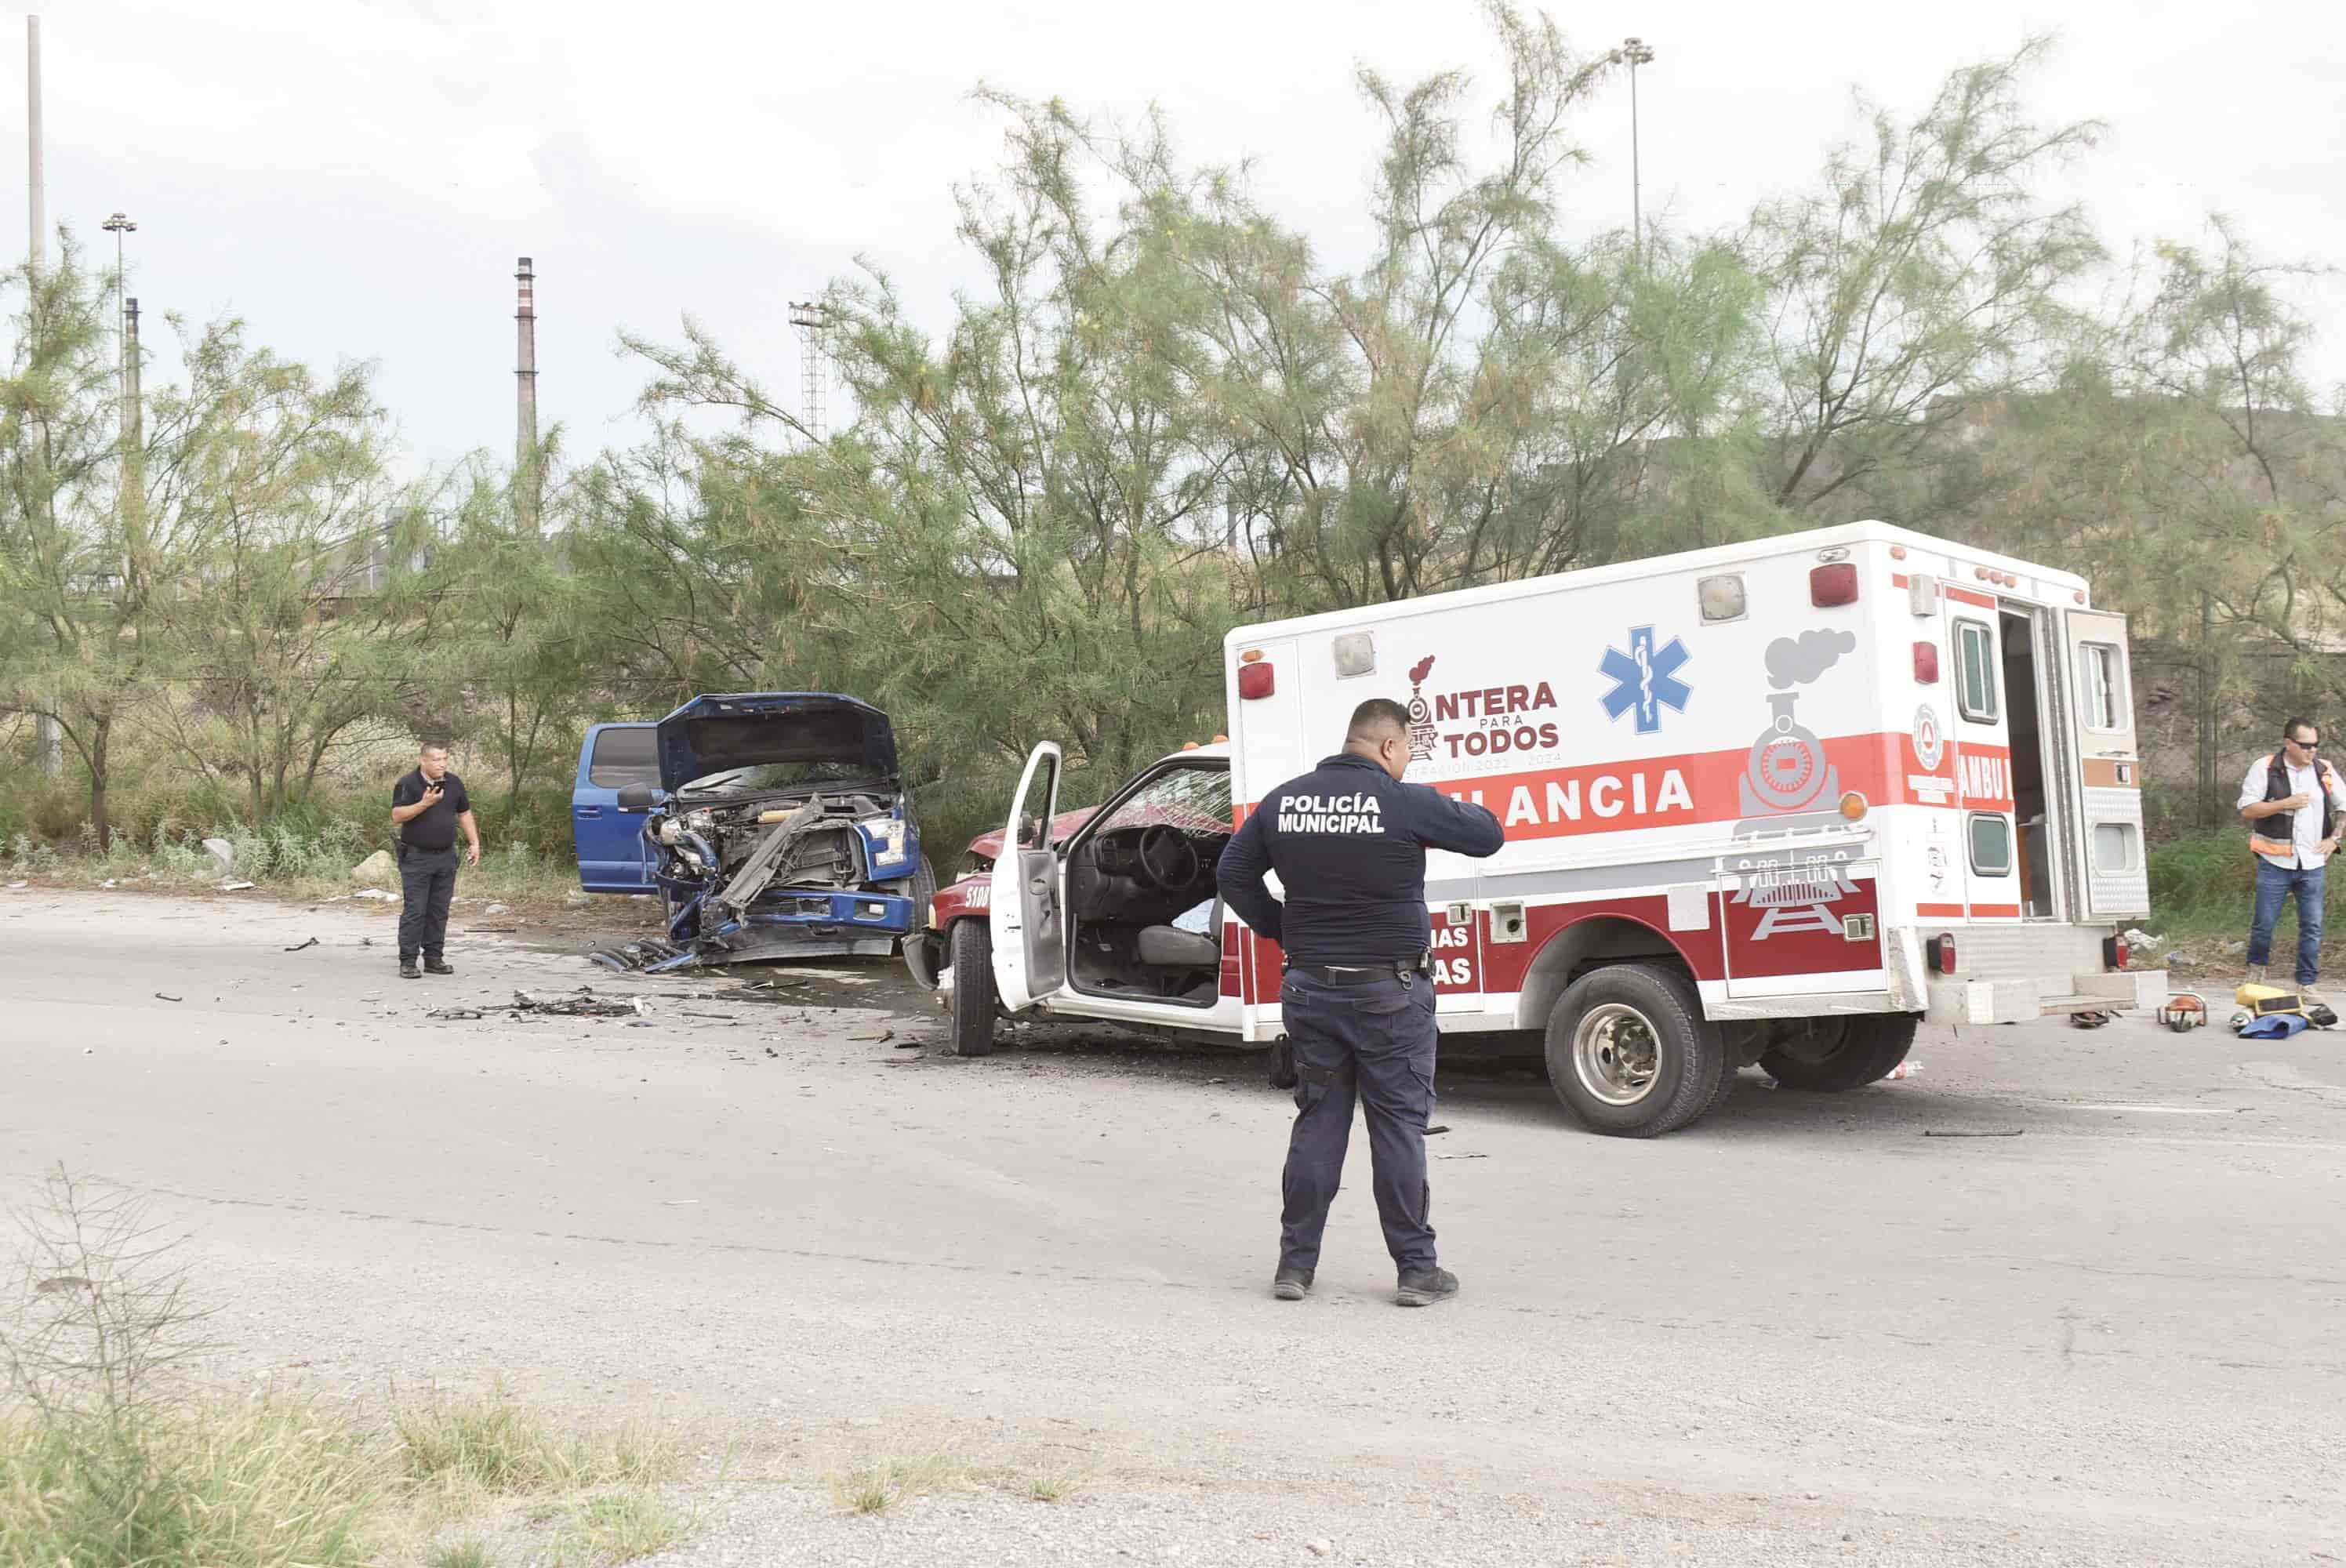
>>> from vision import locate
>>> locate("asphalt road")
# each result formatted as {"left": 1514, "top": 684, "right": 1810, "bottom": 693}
{"left": 5, "top": 887, "right": 2343, "bottom": 1565}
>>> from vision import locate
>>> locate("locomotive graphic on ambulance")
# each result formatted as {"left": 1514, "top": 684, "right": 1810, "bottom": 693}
{"left": 939, "top": 521, "right": 2161, "bottom": 1138}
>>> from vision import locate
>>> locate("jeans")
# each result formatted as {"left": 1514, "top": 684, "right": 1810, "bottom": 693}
{"left": 2247, "top": 859, "right": 2326, "bottom": 986}
{"left": 397, "top": 845, "right": 459, "bottom": 962}
{"left": 1277, "top": 971, "right": 1440, "bottom": 1276}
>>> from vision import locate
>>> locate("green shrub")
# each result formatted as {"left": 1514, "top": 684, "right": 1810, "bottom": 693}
{"left": 2148, "top": 828, "right": 2346, "bottom": 935}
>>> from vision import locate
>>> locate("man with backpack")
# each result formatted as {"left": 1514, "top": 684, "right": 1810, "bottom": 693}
{"left": 2237, "top": 717, "right": 2346, "bottom": 997}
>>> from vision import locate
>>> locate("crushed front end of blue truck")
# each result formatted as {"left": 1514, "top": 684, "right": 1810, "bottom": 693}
{"left": 585, "top": 693, "right": 933, "bottom": 973}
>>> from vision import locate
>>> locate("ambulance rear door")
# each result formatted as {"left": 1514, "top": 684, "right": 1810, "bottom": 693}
{"left": 1946, "top": 592, "right": 2023, "bottom": 923}
{"left": 2061, "top": 609, "right": 2152, "bottom": 920}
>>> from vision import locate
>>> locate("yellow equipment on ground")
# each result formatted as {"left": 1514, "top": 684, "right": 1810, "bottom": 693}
{"left": 2228, "top": 982, "right": 2337, "bottom": 1031}
{"left": 2233, "top": 982, "right": 2308, "bottom": 1015}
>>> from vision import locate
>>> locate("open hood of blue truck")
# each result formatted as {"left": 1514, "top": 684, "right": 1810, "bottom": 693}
{"left": 654, "top": 692, "right": 900, "bottom": 793}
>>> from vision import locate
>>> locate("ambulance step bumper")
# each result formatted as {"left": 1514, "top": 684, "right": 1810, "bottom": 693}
{"left": 1923, "top": 970, "right": 2168, "bottom": 1026}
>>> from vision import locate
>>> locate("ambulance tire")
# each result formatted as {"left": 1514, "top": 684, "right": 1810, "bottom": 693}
{"left": 1758, "top": 1013, "right": 1917, "bottom": 1092}
{"left": 1545, "top": 965, "right": 1725, "bottom": 1138}
{"left": 947, "top": 918, "right": 999, "bottom": 1058}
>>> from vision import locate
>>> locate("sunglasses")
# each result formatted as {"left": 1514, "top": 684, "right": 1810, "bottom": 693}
{"left": 2290, "top": 738, "right": 2322, "bottom": 750}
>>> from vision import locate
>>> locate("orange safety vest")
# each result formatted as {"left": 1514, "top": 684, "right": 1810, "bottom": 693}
{"left": 2250, "top": 751, "right": 2340, "bottom": 860}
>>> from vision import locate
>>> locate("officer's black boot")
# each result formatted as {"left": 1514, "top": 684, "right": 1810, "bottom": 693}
{"left": 1395, "top": 1267, "right": 1458, "bottom": 1308}
{"left": 423, "top": 958, "right": 455, "bottom": 975}
{"left": 399, "top": 959, "right": 421, "bottom": 980}
{"left": 1273, "top": 1265, "right": 1313, "bottom": 1301}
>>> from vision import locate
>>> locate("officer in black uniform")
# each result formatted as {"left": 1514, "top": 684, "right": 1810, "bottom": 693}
{"left": 388, "top": 742, "right": 480, "bottom": 980}
{"left": 1217, "top": 698, "right": 1505, "bottom": 1306}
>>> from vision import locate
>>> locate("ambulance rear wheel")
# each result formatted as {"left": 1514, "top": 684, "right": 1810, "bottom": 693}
{"left": 1545, "top": 966, "right": 1725, "bottom": 1138}
{"left": 1758, "top": 1014, "right": 1916, "bottom": 1091}
{"left": 947, "top": 918, "right": 998, "bottom": 1058}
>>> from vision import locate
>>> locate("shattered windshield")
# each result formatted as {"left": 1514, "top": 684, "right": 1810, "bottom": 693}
{"left": 679, "top": 760, "right": 884, "bottom": 796}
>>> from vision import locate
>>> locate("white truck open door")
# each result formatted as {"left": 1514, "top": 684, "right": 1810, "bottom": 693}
{"left": 2062, "top": 610, "right": 2152, "bottom": 920}
{"left": 990, "top": 742, "right": 1066, "bottom": 1011}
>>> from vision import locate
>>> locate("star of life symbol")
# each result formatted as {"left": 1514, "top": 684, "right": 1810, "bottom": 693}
{"left": 1600, "top": 626, "right": 1691, "bottom": 735}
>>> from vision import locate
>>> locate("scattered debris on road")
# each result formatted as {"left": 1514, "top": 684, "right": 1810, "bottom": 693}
{"left": 283, "top": 936, "right": 320, "bottom": 953}
{"left": 421, "top": 988, "right": 648, "bottom": 1022}
{"left": 587, "top": 937, "right": 688, "bottom": 973}
{"left": 516, "top": 989, "right": 646, "bottom": 1018}
{"left": 1923, "top": 1128, "right": 2025, "bottom": 1138}
{"left": 354, "top": 889, "right": 394, "bottom": 902}
{"left": 220, "top": 880, "right": 256, "bottom": 891}
{"left": 154, "top": 992, "right": 183, "bottom": 1002}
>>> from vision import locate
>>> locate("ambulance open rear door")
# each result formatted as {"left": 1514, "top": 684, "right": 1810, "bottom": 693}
{"left": 2060, "top": 611, "right": 2152, "bottom": 920}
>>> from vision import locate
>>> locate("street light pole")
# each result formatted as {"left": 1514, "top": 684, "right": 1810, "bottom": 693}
{"left": 103, "top": 211, "right": 135, "bottom": 358}
{"left": 101, "top": 213, "right": 140, "bottom": 597}
{"left": 1609, "top": 37, "right": 1656, "bottom": 262}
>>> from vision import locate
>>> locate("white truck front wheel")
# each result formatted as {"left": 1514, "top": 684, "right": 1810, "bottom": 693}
{"left": 946, "top": 918, "right": 1000, "bottom": 1058}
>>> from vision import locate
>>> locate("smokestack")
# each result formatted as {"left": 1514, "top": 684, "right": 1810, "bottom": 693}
{"left": 26, "top": 16, "right": 42, "bottom": 274}
{"left": 514, "top": 256, "right": 538, "bottom": 528}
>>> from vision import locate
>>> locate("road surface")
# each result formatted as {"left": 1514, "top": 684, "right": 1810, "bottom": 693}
{"left": 5, "top": 887, "right": 2341, "bottom": 1564}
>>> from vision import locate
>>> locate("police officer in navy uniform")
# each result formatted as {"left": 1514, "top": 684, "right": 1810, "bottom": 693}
{"left": 1217, "top": 698, "right": 1505, "bottom": 1307}
{"left": 388, "top": 742, "right": 481, "bottom": 980}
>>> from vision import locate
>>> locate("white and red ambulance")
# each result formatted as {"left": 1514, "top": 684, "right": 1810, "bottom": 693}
{"left": 911, "top": 520, "right": 2163, "bottom": 1136}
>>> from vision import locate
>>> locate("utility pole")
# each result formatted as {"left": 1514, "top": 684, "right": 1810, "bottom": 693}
{"left": 1609, "top": 36, "right": 1656, "bottom": 263}
{"left": 122, "top": 297, "right": 144, "bottom": 595}
{"left": 27, "top": 16, "right": 60, "bottom": 776}
{"left": 27, "top": 16, "right": 42, "bottom": 276}
{"left": 514, "top": 256, "right": 539, "bottom": 529}
{"left": 790, "top": 299, "right": 825, "bottom": 442}
{"left": 2199, "top": 590, "right": 2217, "bottom": 828}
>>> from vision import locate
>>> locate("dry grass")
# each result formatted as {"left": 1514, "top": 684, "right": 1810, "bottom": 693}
{"left": 1016, "top": 1461, "right": 1088, "bottom": 1504}
{"left": 826, "top": 1447, "right": 976, "bottom": 1515}
{"left": 0, "top": 1171, "right": 696, "bottom": 1568}
{"left": 818, "top": 1441, "right": 1095, "bottom": 1516}
{"left": 0, "top": 1389, "right": 387, "bottom": 1567}
{"left": 541, "top": 1488, "right": 695, "bottom": 1566}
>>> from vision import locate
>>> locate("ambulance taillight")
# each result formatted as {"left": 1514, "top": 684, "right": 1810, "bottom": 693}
{"left": 1810, "top": 564, "right": 1859, "bottom": 606}
{"left": 1913, "top": 643, "right": 1940, "bottom": 683}
{"left": 1237, "top": 649, "right": 1274, "bottom": 700}
{"left": 1929, "top": 933, "right": 1958, "bottom": 974}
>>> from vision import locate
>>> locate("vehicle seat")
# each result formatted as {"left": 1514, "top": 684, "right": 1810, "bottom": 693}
{"left": 1136, "top": 925, "right": 1220, "bottom": 969}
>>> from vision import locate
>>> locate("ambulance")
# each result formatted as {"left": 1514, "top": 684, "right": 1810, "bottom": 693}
{"left": 917, "top": 521, "right": 2165, "bottom": 1136}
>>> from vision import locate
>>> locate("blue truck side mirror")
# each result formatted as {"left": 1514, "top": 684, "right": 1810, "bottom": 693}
{"left": 616, "top": 782, "right": 658, "bottom": 814}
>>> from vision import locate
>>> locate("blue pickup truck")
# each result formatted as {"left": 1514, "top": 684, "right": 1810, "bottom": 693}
{"left": 570, "top": 693, "right": 932, "bottom": 971}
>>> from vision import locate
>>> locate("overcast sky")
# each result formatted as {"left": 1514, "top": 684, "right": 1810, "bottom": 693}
{"left": 18, "top": 0, "right": 2345, "bottom": 476}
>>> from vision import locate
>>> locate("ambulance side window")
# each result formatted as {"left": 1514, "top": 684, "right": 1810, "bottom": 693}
{"left": 2079, "top": 644, "right": 2125, "bottom": 731}
{"left": 1955, "top": 620, "right": 1999, "bottom": 723}
{"left": 1968, "top": 812, "right": 2012, "bottom": 877}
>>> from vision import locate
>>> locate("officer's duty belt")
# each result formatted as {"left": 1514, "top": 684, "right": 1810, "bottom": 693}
{"left": 1286, "top": 953, "right": 1433, "bottom": 987}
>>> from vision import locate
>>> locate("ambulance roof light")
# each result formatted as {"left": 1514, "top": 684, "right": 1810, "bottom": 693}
{"left": 1839, "top": 791, "right": 1868, "bottom": 821}
{"left": 1238, "top": 648, "right": 1265, "bottom": 663}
